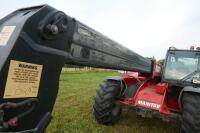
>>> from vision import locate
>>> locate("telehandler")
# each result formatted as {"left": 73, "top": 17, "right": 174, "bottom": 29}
{"left": 0, "top": 5, "right": 199, "bottom": 133}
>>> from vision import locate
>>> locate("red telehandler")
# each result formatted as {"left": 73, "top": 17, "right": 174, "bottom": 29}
{"left": 0, "top": 5, "right": 199, "bottom": 133}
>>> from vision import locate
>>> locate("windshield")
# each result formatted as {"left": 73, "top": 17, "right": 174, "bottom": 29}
{"left": 164, "top": 51, "right": 200, "bottom": 81}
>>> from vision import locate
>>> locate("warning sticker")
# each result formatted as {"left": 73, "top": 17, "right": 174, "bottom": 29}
{"left": 4, "top": 60, "right": 43, "bottom": 98}
{"left": 0, "top": 26, "right": 16, "bottom": 46}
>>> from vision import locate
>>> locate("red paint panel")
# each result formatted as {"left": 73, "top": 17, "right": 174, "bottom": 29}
{"left": 133, "top": 81, "right": 170, "bottom": 115}
{"left": 119, "top": 74, "right": 173, "bottom": 115}
{"left": 167, "top": 98, "right": 180, "bottom": 111}
{"left": 155, "top": 83, "right": 168, "bottom": 94}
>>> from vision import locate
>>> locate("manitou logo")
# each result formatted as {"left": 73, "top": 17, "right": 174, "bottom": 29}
{"left": 137, "top": 100, "right": 161, "bottom": 109}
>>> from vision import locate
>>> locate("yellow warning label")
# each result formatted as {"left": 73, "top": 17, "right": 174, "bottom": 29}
{"left": 0, "top": 26, "right": 16, "bottom": 46}
{"left": 4, "top": 60, "right": 43, "bottom": 98}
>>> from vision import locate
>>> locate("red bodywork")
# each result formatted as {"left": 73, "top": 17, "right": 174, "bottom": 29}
{"left": 119, "top": 62, "right": 180, "bottom": 118}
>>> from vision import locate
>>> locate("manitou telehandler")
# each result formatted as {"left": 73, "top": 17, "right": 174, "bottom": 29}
{"left": 0, "top": 4, "right": 199, "bottom": 133}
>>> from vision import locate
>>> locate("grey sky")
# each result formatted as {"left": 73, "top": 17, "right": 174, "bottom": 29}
{"left": 1, "top": 0, "right": 200, "bottom": 59}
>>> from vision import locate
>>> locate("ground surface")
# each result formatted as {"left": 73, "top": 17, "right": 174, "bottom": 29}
{"left": 46, "top": 71, "right": 179, "bottom": 133}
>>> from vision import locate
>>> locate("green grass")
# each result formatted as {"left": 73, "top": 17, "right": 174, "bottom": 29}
{"left": 46, "top": 71, "right": 180, "bottom": 133}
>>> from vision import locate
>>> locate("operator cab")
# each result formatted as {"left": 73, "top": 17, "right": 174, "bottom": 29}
{"left": 162, "top": 47, "right": 200, "bottom": 86}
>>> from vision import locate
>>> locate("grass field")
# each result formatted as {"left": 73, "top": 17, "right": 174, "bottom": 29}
{"left": 46, "top": 71, "right": 180, "bottom": 133}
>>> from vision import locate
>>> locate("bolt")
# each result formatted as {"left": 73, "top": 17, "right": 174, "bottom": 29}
{"left": 50, "top": 25, "right": 58, "bottom": 35}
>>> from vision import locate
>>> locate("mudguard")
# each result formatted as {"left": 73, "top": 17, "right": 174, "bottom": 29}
{"left": 183, "top": 86, "right": 200, "bottom": 93}
{"left": 178, "top": 86, "right": 200, "bottom": 110}
{"left": 106, "top": 75, "right": 141, "bottom": 98}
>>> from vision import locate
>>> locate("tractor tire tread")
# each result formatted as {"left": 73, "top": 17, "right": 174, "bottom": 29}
{"left": 93, "top": 80, "right": 121, "bottom": 125}
{"left": 181, "top": 92, "right": 200, "bottom": 133}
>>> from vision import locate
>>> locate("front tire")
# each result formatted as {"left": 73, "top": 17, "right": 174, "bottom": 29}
{"left": 180, "top": 92, "right": 200, "bottom": 133}
{"left": 93, "top": 80, "right": 122, "bottom": 125}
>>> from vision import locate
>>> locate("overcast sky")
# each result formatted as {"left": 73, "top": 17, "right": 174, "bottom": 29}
{"left": 1, "top": 0, "right": 200, "bottom": 59}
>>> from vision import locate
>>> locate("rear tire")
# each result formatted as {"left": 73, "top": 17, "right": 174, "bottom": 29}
{"left": 180, "top": 92, "right": 200, "bottom": 133}
{"left": 93, "top": 80, "right": 122, "bottom": 125}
